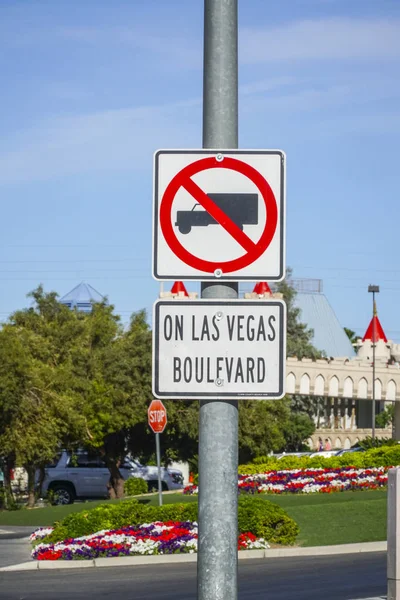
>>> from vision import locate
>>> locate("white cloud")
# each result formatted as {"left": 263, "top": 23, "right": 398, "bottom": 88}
{"left": 242, "top": 83, "right": 353, "bottom": 114}
{"left": 3, "top": 16, "right": 399, "bottom": 70}
{"left": 57, "top": 26, "right": 202, "bottom": 70}
{"left": 0, "top": 99, "right": 201, "bottom": 185}
{"left": 1, "top": 67, "right": 399, "bottom": 186}
{"left": 52, "top": 17, "right": 400, "bottom": 68}
{"left": 2, "top": 13, "right": 400, "bottom": 185}
{"left": 241, "top": 73, "right": 400, "bottom": 115}
{"left": 240, "top": 17, "right": 400, "bottom": 63}
{"left": 239, "top": 76, "right": 301, "bottom": 95}
{"left": 310, "top": 111, "right": 400, "bottom": 137}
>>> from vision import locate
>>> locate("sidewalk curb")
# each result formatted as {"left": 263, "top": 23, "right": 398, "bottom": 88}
{"left": 0, "top": 541, "right": 387, "bottom": 572}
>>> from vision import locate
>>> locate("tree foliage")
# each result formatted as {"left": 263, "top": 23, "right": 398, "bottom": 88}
{"left": 272, "top": 271, "right": 321, "bottom": 449}
{"left": 238, "top": 400, "right": 290, "bottom": 463}
{"left": 344, "top": 327, "right": 358, "bottom": 345}
{"left": 0, "top": 287, "right": 154, "bottom": 501}
{"left": 282, "top": 413, "right": 315, "bottom": 452}
{"left": 0, "top": 270, "right": 323, "bottom": 504}
{"left": 0, "top": 287, "right": 87, "bottom": 505}
{"left": 275, "top": 272, "right": 322, "bottom": 360}
{"left": 375, "top": 404, "right": 394, "bottom": 429}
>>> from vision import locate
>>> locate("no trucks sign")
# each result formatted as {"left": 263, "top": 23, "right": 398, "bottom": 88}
{"left": 152, "top": 150, "right": 285, "bottom": 281}
{"left": 152, "top": 299, "right": 286, "bottom": 400}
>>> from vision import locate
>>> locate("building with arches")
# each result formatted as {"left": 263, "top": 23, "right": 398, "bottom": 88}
{"left": 286, "top": 290, "right": 398, "bottom": 449}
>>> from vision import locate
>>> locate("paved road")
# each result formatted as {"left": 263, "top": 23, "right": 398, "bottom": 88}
{"left": 0, "top": 552, "right": 387, "bottom": 599}
{"left": 0, "top": 527, "right": 33, "bottom": 568}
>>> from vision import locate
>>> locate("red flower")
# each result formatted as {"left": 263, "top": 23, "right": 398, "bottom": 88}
{"left": 37, "top": 550, "right": 63, "bottom": 561}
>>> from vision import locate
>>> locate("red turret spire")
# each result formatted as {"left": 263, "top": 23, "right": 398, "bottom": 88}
{"left": 253, "top": 282, "right": 271, "bottom": 295}
{"left": 362, "top": 305, "right": 387, "bottom": 343}
{"left": 170, "top": 281, "right": 189, "bottom": 297}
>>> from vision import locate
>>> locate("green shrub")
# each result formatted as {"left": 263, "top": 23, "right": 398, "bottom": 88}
{"left": 187, "top": 455, "right": 198, "bottom": 475}
{"left": 42, "top": 495, "right": 298, "bottom": 547}
{"left": 238, "top": 496, "right": 299, "bottom": 546}
{"left": 124, "top": 477, "right": 148, "bottom": 496}
{"left": 0, "top": 487, "right": 19, "bottom": 511}
{"left": 252, "top": 456, "right": 271, "bottom": 464}
{"left": 358, "top": 436, "right": 397, "bottom": 450}
{"left": 238, "top": 445, "right": 400, "bottom": 474}
{"left": 45, "top": 499, "right": 198, "bottom": 544}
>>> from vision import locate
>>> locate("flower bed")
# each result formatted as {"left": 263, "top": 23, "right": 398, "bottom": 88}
{"left": 184, "top": 466, "right": 390, "bottom": 495}
{"left": 31, "top": 521, "right": 269, "bottom": 560}
{"left": 238, "top": 445, "right": 400, "bottom": 474}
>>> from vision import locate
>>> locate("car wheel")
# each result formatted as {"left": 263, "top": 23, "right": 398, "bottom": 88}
{"left": 178, "top": 225, "right": 191, "bottom": 234}
{"left": 147, "top": 480, "right": 157, "bottom": 493}
{"left": 50, "top": 484, "right": 75, "bottom": 505}
{"left": 147, "top": 480, "right": 168, "bottom": 493}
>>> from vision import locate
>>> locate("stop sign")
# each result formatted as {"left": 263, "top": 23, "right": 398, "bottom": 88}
{"left": 148, "top": 399, "right": 167, "bottom": 434}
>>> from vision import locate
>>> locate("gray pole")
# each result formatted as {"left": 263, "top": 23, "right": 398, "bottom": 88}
{"left": 387, "top": 468, "right": 400, "bottom": 599}
{"left": 155, "top": 433, "right": 163, "bottom": 506}
{"left": 372, "top": 291, "right": 376, "bottom": 440}
{"left": 198, "top": 1, "right": 239, "bottom": 600}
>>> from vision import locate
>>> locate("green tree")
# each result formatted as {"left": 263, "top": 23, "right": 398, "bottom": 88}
{"left": 282, "top": 413, "right": 315, "bottom": 452}
{"left": 226, "top": 272, "right": 323, "bottom": 461}
{"left": 0, "top": 287, "right": 189, "bottom": 502}
{"left": 344, "top": 327, "right": 358, "bottom": 345}
{"left": 238, "top": 400, "right": 290, "bottom": 463}
{"left": 0, "top": 288, "right": 86, "bottom": 506}
{"left": 128, "top": 400, "right": 200, "bottom": 469}
{"left": 375, "top": 404, "right": 394, "bottom": 429}
{"left": 79, "top": 308, "right": 153, "bottom": 498}
{"left": 275, "top": 271, "right": 322, "bottom": 360}
{"left": 0, "top": 326, "right": 31, "bottom": 506}
{"left": 273, "top": 271, "right": 321, "bottom": 449}
{"left": 0, "top": 268, "right": 325, "bottom": 505}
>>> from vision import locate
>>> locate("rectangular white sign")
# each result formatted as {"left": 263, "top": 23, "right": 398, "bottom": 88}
{"left": 153, "top": 149, "right": 285, "bottom": 281}
{"left": 153, "top": 300, "right": 286, "bottom": 400}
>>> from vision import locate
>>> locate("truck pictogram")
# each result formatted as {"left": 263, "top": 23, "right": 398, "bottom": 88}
{"left": 175, "top": 193, "right": 258, "bottom": 235}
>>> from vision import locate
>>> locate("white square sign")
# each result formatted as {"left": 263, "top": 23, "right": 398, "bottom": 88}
{"left": 153, "top": 149, "right": 285, "bottom": 281}
{"left": 153, "top": 299, "right": 286, "bottom": 400}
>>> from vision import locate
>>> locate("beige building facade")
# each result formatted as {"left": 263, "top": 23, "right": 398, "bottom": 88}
{"left": 285, "top": 319, "right": 400, "bottom": 449}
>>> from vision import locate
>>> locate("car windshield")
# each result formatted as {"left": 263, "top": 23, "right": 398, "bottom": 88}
{"left": 45, "top": 452, "right": 63, "bottom": 468}
{"left": 122, "top": 458, "right": 143, "bottom": 469}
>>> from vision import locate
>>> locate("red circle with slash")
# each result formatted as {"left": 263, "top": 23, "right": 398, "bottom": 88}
{"left": 159, "top": 156, "right": 278, "bottom": 274}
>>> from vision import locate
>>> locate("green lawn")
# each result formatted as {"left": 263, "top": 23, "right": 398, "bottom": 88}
{"left": 269, "top": 490, "right": 387, "bottom": 547}
{"left": 0, "top": 490, "right": 387, "bottom": 548}
{"left": 0, "top": 498, "right": 124, "bottom": 526}
{"left": 0, "top": 493, "right": 194, "bottom": 527}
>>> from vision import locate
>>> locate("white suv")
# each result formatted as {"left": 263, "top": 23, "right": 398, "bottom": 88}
{"left": 40, "top": 451, "right": 184, "bottom": 505}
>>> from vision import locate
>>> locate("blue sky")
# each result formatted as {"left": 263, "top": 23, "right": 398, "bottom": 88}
{"left": 1, "top": 0, "right": 400, "bottom": 343}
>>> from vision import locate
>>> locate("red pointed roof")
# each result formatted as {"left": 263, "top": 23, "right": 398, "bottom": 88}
{"left": 362, "top": 315, "right": 387, "bottom": 343}
{"left": 253, "top": 282, "right": 271, "bottom": 294}
{"left": 171, "top": 281, "right": 189, "bottom": 296}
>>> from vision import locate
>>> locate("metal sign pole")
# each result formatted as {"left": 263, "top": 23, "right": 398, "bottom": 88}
{"left": 198, "top": 1, "right": 239, "bottom": 599}
{"left": 372, "top": 290, "right": 376, "bottom": 440}
{"left": 155, "top": 432, "right": 163, "bottom": 506}
{"left": 388, "top": 468, "right": 400, "bottom": 599}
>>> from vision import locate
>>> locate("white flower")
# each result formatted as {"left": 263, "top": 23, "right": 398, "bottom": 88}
{"left": 29, "top": 527, "right": 54, "bottom": 542}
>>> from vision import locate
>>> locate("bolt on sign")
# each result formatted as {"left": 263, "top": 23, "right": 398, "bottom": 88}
{"left": 153, "top": 300, "right": 286, "bottom": 400}
{"left": 152, "top": 150, "right": 285, "bottom": 281}
{"left": 148, "top": 399, "right": 167, "bottom": 433}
